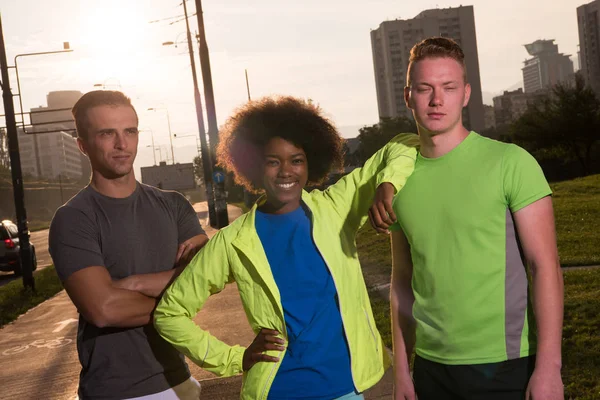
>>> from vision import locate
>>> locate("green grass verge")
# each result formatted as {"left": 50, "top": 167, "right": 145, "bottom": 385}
{"left": 0, "top": 266, "right": 63, "bottom": 328}
{"left": 552, "top": 174, "right": 600, "bottom": 266}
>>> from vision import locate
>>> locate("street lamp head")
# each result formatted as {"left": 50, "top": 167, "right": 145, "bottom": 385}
{"left": 162, "top": 41, "right": 175, "bottom": 46}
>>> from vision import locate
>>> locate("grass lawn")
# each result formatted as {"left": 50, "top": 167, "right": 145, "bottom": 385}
{"left": 0, "top": 266, "right": 63, "bottom": 328}
{"left": 552, "top": 174, "right": 600, "bottom": 266}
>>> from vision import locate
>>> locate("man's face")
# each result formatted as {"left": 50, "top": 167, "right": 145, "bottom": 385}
{"left": 78, "top": 105, "right": 139, "bottom": 179}
{"left": 259, "top": 137, "right": 308, "bottom": 214}
{"left": 405, "top": 57, "right": 471, "bottom": 136}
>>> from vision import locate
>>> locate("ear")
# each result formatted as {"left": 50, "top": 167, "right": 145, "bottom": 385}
{"left": 404, "top": 86, "right": 412, "bottom": 110}
{"left": 77, "top": 137, "right": 88, "bottom": 157}
{"left": 463, "top": 83, "right": 471, "bottom": 107}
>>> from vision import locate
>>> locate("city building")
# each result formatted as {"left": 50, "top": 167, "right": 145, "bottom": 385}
{"left": 577, "top": 0, "right": 600, "bottom": 96}
{"left": 18, "top": 90, "right": 85, "bottom": 180}
{"left": 522, "top": 40, "right": 574, "bottom": 93}
{"left": 370, "top": 5, "right": 485, "bottom": 132}
{"left": 18, "top": 128, "right": 82, "bottom": 180}
{"left": 492, "top": 88, "right": 547, "bottom": 127}
{"left": 483, "top": 104, "right": 496, "bottom": 130}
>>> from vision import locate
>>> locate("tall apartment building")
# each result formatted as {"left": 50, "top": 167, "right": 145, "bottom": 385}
{"left": 522, "top": 40, "right": 573, "bottom": 93}
{"left": 370, "top": 5, "right": 485, "bottom": 132}
{"left": 577, "top": 0, "right": 600, "bottom": 96}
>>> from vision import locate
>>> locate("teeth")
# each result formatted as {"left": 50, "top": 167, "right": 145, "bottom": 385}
{"left": 277, "top": 182, "right": 296, "bottom": 189}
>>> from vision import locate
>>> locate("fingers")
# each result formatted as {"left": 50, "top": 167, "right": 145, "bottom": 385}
{"left": 175, "top": 243, "right": 187, "bottom": 263}
{"left": 250, "top": 351, "right": 280, "bottom": 363}
{"left": 383, "top": 197, "right": 397, "bottom": 223}
{"left": 369, "top": 206, "right": 392, "bottom": 234}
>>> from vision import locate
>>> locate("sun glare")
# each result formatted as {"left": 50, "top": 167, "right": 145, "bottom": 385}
{"left": 72, "top": 1, "right": 158, "bottom": 84}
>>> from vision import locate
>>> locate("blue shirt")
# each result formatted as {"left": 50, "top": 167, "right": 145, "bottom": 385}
{"left": 255, "top": 206, "right": 355, "bottom": 399}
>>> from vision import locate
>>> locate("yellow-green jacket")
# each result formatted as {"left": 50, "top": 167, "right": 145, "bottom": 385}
{"left": 154, "top": 133, "right": 419, "bottom": 399}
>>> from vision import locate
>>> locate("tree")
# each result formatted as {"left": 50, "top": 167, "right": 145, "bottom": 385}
{"left": 355, "top": 117, "right": 417, "bottom": 164}
{"left": 192, "top": 155, "right": 205, "bottom": 186}
{"left": 511, "top": 73, "right": 600, "bottom": 175}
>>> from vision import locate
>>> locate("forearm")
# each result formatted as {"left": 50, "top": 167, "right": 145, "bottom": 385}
{"left": 117, "top": 267, "right": 183, "bottom": 298}
{"left": 391, "top": 283, "right": 416, "bottom": 373}
{"left": 97, "top": 288, "right": 157, "bottom": 328}
{"left": 531, "top": 260, "right": 564, "bottom": 369}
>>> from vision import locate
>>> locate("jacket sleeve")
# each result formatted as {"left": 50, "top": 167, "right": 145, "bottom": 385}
{"left": 315, "top": 133, "right": 419, "bottom": 231}
{"left": 153, "top": 230, "right": 245, "bottom": 377}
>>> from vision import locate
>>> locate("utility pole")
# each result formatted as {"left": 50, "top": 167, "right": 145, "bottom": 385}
{"left": 0, "top": 14, "right": 34, "bottom": 290}
{"left": 195, "top": 0, "right": 229, "bottom": 228}
{"left": 182, "top": 0, "right": 217, "bottom": 227}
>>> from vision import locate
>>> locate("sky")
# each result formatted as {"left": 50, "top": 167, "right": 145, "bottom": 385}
{"left": 0, "top": 0, "right": 589, "bottom": 176}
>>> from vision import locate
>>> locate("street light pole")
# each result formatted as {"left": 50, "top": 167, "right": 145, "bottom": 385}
{"left": 0, "top": 15, "right": 34, "bottom": 290}
{"left": 13, "top": 47, "right": 73, "bottom": 176}
{"left": 182, "top": 0, "right": 217, "bottom": 227}
{"left": 195, "top": 0, "right": 229, "bottom": 228}
{"left": 147, "top": 107, "right": 175, "bottom": 164}
{"left": 141, "top": 128, "right": 156, "bottom": 165}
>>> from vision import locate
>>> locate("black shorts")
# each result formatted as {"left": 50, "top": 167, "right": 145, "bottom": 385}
{"left": 413, "top": 355, "right": 536, "bottom": 400}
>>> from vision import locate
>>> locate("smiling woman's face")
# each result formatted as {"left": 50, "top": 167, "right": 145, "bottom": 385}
{"left": 258, "top": 137, "right": 308, "bottom": 214}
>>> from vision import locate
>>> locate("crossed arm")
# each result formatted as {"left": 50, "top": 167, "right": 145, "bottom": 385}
{"left": 62, "top": 233, "right": 208, "bottom": 328}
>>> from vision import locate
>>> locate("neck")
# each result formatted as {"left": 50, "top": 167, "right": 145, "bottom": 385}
{"left": 418, "top": 125, "right": 470, "bottom": 158}
{"left": 90, "top": 171, "right": 137, "bottom": 198}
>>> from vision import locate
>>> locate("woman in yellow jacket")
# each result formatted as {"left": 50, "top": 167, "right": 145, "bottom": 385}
{"left": 154, "top": 96, "right": 418, "bottom": 400}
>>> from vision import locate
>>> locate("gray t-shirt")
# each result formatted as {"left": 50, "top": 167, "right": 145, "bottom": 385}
{"left": 49, "top": 182, "right": 205, "bottom": 400}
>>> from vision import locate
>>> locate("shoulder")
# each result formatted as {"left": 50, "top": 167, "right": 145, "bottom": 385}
{"left": 52, "top": 187, "right": 96, "bottom": 224}
{"left": 139, "top": 183, "right": 190, "bottom": 206}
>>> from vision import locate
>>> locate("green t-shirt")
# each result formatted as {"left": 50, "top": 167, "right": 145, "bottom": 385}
{"left": 391, "top": 132, "right": 551, "bottom": 365}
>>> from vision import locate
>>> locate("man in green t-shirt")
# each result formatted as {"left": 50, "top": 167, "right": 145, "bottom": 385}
{"left": 369, "top": 37, "right": 564, "bottom": 400}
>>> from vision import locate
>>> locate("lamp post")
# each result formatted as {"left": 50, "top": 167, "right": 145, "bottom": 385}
{"left": 93, "top": 78, "right": 121, "bottom": 90}
{"left": 161, "top": 0, "right": 218, "bottom": 227}
{"left": 194, "top": 0, "right": 229, "bottom": 228}
{"left": 147, "top": 107, "right": 175, "bottom": 164}
{"left": 13, "top": 45, "right": 73, "bottom": 176}
{"left": 0, "top": 16, "right": 73, "bottom": 290}
{"left": 140, "top": 128, "right": 156, "bottom": 165}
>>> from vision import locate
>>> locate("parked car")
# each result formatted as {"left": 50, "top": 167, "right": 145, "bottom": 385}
{"left": 0, "top": 220, "right": 37, "bottom": 275}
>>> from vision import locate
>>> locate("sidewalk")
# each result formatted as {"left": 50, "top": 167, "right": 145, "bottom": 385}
{"left": 0, "top": 202, "right": 395, "bottom": 399}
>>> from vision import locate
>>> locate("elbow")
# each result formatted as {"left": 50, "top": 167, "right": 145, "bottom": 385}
{"left": 85, "top": 299, "right": 121, "bottom": 328}
{"left": 82, "top": 307, "right": 111, "bottom": 328}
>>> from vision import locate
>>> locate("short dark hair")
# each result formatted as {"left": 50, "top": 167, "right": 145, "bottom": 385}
{"left": 407, "top": 37, "right": 467, "bottom": 86}
{"left": 72, "top": 90, "right": 138, "bottom": 139}
{"left": 216, "top": 96, "right": 344, "bottom": 192}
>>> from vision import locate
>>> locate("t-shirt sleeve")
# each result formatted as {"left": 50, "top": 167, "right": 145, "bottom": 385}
{"left": 173, "top": 193, "right": 206, "bottom": 243}
{"left": 503, "top": 144, "right": 552, "bottom": 213}
{"left": 48, "top": 206, "right": 105, "bottom": 282}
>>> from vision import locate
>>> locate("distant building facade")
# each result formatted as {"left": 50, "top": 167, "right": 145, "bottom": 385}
{"left": 483, "top": 104, "right": 496, "bottom": 130}
{"left": 371, "top": 5, "right": 485, "bottom": 132}
{"left": 19, "top": 90, "right": 86, "bottom": 180}
{"left": 522, "top": 40, "right": 574, "bottom": 93}
{"left": 577, "top": 0, "right": 600, "bottom": 96}
{"left": 18, "top": 128, "right": 82, "bottom": 180}
{"left": 492, "top": 88, "right": 547, "bottom": 127}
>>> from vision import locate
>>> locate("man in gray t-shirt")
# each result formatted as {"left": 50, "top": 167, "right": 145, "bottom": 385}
{"left": 49, "top": 90, "right": 208, "bottom": 400}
